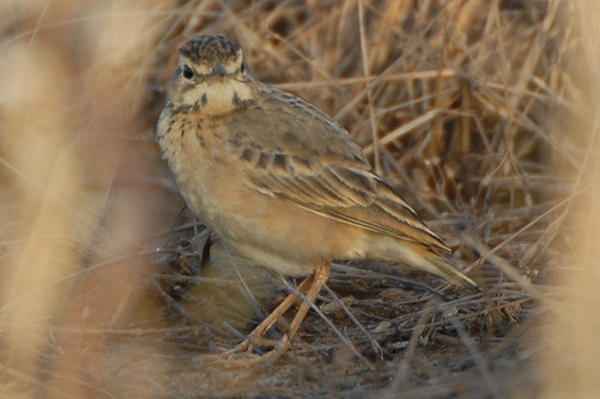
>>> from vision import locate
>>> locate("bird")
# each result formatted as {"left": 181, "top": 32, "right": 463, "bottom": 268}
{"left": 157, "top": 34, "right": 478, "bottom": 358}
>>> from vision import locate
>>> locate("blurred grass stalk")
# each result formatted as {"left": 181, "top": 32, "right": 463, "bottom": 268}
{"left": 0, "top": 0, "right": 173, "bottom": 397}
{"left": 540, "top": 1, "right": 600, "bottom": 397}
{"left": 0, "top": 32, "right": 86, "bottom": 378}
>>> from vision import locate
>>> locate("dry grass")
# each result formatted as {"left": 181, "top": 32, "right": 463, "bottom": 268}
{"left": 0, "top": 0, "right": 598, "bottom": 398}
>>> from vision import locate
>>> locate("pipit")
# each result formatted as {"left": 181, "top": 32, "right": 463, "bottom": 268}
{"left": 157, "top": 34, "right": 478, "bottom": 358}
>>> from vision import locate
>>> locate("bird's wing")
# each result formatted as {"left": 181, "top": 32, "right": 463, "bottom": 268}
{"left": 223, "top": 92, "right": 450, "bottom": 254}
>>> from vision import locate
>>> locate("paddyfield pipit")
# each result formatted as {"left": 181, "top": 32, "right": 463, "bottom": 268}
{"left": 157, "top": 34, "right": 478, "bottom": 356}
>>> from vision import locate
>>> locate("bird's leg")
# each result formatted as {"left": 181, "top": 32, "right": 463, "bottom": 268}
{"left": 266, "top": 262, "right": 331, "bottom": 358}
{"left": 231, "top": 274, "right": 314, "bottom": 353}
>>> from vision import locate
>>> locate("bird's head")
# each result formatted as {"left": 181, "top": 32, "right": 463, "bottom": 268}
{"left": 166, "top": 35, "right": 255, "bottom": 115}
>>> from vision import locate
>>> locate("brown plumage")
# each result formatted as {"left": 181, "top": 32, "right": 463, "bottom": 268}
{"left": 157, "top": 34, "right": 478, "bottom": 357}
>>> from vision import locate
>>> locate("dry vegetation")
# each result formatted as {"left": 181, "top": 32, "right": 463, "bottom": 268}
{"left": 0, "top": 0, "right": 599, "bottom": 398}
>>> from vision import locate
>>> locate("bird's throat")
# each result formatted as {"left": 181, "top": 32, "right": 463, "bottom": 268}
{"left": 184, "top": 80, "right": 253, "bottom": 116}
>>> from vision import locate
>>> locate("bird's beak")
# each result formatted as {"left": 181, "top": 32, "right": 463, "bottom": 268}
{"left": 206, "top": 65, "right": 228, "bottom": 82}
{"left": 211, "top": 65, "right": 228, "bottom": 76}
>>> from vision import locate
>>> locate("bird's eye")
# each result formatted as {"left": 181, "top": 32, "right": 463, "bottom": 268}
{"left": 240, "top": 63, "right": 247, "bottom": 73}
{"left": 182, "top": 65, "right": 194, "bottom": 79}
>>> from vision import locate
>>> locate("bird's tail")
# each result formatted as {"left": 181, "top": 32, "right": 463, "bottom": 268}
{"left": 369, "top": 237, "right": 480, "bottom": 293}
{"left": 428, "top": 256, "right": 480, "bottom": 293}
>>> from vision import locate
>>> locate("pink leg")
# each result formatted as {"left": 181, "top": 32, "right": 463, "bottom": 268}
{"left": 268, "top": 262, "right": 331, "bottom": 357}
{"left": 232, "top": 274, "right": 315, "bottom": 352}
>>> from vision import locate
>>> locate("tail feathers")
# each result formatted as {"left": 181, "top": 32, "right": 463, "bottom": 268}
{"left": 365, "top": 236, "right": 480, "bottom": 293}
{"left": 392, "top": 243, "right": 480, "bottom": 293}
{"left": 429, "top": 257, "right": 480, "bottom": 293}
